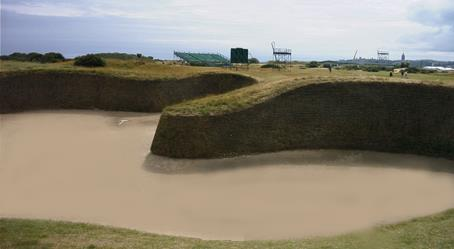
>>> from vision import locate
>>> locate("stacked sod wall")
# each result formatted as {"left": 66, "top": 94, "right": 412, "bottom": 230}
{"left": 0, "top": 71, "right": 256, "bottom": 113}
{"left": 152, "top": 82, "right": 454, "bottom": 159}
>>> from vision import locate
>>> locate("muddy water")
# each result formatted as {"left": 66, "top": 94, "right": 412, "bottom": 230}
{"left": 1, "top": 111, "right": 454, "bottom": 240}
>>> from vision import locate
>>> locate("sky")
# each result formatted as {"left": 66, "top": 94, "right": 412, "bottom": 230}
{"left": 1, "top": 0, "right": 454, "bottom": 61}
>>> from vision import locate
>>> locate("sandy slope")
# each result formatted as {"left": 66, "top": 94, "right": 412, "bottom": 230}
{"left": 1, "top": 111, "right": 454, "bottom": 240}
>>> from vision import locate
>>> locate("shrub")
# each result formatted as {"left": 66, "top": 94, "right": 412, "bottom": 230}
{"left": 40, "top": 52, "right": 65, "bottom": 63}
{"left": 74, "top": 54, "right": 106, "bottom": 67}
{"left": 421, "top": 69, "right": 436, "bottom": 74}
{"left": 400, "top": 62, "right": 410, "bottom": 68}
{"left": 7, "top": 52, "right": 28, "bottom": 61}
{"left": 261, "top": 63, "right": 282, "bottom": 69}
{"left": 306, "top": 61, "right": 320, "bottom": 68}
{"left": 95, "top": 53, "right": 153, "bottom": 60}
{"left": 1, "top": 52, "right": 64, "bottom": 63}
{"left": 407, "top": 67, "right": 421, "bottom": 73}
{"left": 322, "top": 63, "right": 332, "bottom": 68}
{"left": 26, "top": 52, "right": 44, "bottom": 62}
{"left": 248, "top": 58, "right": 260, "bottom": 64}
{"left": 341, "top": 64, "right": 360, "bottom": 70}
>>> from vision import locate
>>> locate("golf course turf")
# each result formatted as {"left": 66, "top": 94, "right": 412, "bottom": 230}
{"left": 1, "top": 209, "right": 454, "bottom": 249}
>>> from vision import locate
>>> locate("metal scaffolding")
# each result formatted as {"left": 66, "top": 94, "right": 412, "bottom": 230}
{"left": 272, "top": 41, "right": 292, "bottom": 64}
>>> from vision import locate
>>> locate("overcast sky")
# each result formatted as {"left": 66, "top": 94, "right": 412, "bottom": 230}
{"left": 1, "top": 0, "right": 453, "bottom": 61}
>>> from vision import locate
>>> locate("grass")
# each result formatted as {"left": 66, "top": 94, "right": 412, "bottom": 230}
{"left": 4, "top": 59, "right": 453, "bottom": 83}
{"left": 0, "top": 59, "right": 225, "bottom": 80}
{"left": 1, "top": 209, "right": 453, "bottom": 249}
{"left": 164, "top": 75, "right": 451, "bottom": 116}
{"left": 3, "top": 59, "right": 454, "bottom": 115}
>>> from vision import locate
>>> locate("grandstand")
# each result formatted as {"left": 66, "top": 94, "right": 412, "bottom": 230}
{"left": 174, "top": 52, "right": 231, "bottom": 67}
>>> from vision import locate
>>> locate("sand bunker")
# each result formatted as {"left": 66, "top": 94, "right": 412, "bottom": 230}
{"left": 1, "top": 111, "right": 454, "bottom": 240}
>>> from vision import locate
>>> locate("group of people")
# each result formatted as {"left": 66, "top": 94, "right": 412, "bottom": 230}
{"left": 390, "top": 70, "right": 408, "bottom": 78}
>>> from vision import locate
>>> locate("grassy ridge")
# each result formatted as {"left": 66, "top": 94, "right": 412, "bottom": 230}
{"left": 1, "top": 209, "right": 453, "bottom": 249}
{"left": 0, "top": 59, "right": 226, "bottom": 80}
{"left": 3, "top": 59, "right": 454, "bottom": 83}
{"left": 164, "top": 76, "right": 446, "bottom": 116}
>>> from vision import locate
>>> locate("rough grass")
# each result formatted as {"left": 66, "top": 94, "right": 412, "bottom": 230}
{"left": 164, "top": 76, "right": 448, "bottom": 116}
{"left": 3, "top": 59, "right": 454, "bottom": 83}
{"left": 1, "top": 209, "right": 453, "bottom": 249}
{"left": 3, "top": 60, "right": 454, "bottom": 115}
{"left": 0, "top": 59, "right": 225, "bottom": 80}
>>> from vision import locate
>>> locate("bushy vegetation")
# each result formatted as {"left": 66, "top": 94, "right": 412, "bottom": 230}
{"left": 361, "top": 65, "right": 389, "bottom": 72}
{"left": 74, "top": 54, "right": 106, "bottom": 67}
{"left": 340, "top": 64, "right": 390, "bottom": 72}
{"left": 248, "top": 58, "right": 260, "bottom": 64}
{"left": 94, "top": 52, "right": 153, "bottom": 60}
{"left": 261, "top": 63, "right": 282, "bottom": 69}
{"left": 306, "top": 61, "right": 320, "bottom": 68}
{"left": 399, "top": 62, "right": 410, "bottom": 68}
{"left": 322, "top": 63, "right": 333, "bottom": 68}
{"left": 341, "top": 64, "right": 360, "bottom": 70}
{"left": 41, "top": 52, "right": 65, "bottom": 63}
{"left": 0, "top": 52, "right": 65, "bottom": 63}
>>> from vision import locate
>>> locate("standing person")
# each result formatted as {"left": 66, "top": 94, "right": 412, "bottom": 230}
{"left": 390, "top": 71, "right": 393, "bottom": 77}
{"left": 400, "top": 70, "right": 405, "bottom": 78}
{"left": 328, "top": 64, "right": 332, "bottom": 73}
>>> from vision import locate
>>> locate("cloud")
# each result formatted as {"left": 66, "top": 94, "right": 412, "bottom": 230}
{"left": 2, "top": 1, "right": 87, "bottom": 17}
{"left": 405, "top": 0, "right": 454, "bottom": 52}
{"left": 2, "top": 0, "right": 453, "bottom": 60}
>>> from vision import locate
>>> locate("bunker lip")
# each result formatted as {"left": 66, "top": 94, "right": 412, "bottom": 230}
{"left": 2, "top": 111, "right": 454, "bottom": 241}
{"left": 163, "top": 76, "right": 444, "bottom": 117}
{"left": 152, "top": 79, "right": 454, "bottom": 159}
{"left": 0, "top": 70, "right": 256, "bottom": 114}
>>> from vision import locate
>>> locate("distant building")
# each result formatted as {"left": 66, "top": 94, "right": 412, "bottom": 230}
{"left": 401, "top": 52, "right": 406, "bottom": 61}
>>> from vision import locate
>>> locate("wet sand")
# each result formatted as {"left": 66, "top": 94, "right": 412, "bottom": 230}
{"left": 1, "top": 110, "right": 454, "bottom": 240}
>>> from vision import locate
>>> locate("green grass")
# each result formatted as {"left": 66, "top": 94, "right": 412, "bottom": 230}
{"left": 0, "top": 59, "right": 226, "bottom": 80}
{"left": 3, "top": 60, "right": 454, "bottom": 116}
{"left": 1, "top": 209, "right": 453, "bottom": 249}
{"left": 164, "top": 75, "right": 451, "bottom": 116}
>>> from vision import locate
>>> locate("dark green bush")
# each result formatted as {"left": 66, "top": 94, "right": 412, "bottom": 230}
{"left": 248, "top": 58, "right": 260, "bottom": 64}
{"left": 74, "top": 54, "right": 106, "bottom": 67}
{"left": 407, "top": 67, "right": 421, "bottom": 73}
{"left": 322, "top": 63, "right": 332, "bottom": 68}
{"left": 261, "top": 63, "right": 282, "bottom": 69}
{"left": 26, "top": 52, "right": 44, "bottom": 62}
{"left": 95, "top": 53, "right": 152, "bottom": 60}
{"left": 1, "top": 52, "right": 64, "bottom": 63}
{"left": 40, "top": 52, "right": 65, "bottom": 63}
{"left": 306, "top": 61, "right": 320, "bottom": 68}
{"left": 400, "top": 62, "right": 410, "bottom": 68}
{"left": 421, "top": 69, "right": 436, "bottom": 74}
{"left": 360, "top": 65, "right": 389, "bottom": 72}
{"left": 341, "top": 64, "right": 360, "bottom": 70}
{"left": 7, "top": 52, "right": 28, "bottom": 61}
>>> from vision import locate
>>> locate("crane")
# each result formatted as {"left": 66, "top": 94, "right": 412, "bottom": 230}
{"left": 353, "top": 50, "right": 358, "bottom": 60}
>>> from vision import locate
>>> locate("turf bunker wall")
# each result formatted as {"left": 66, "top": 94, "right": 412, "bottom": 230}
{"left": 0, "top": 71, "right": 256, "bottom": 113}
{"left": 151, "top": 82, "right": 454, "bottom": 159}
